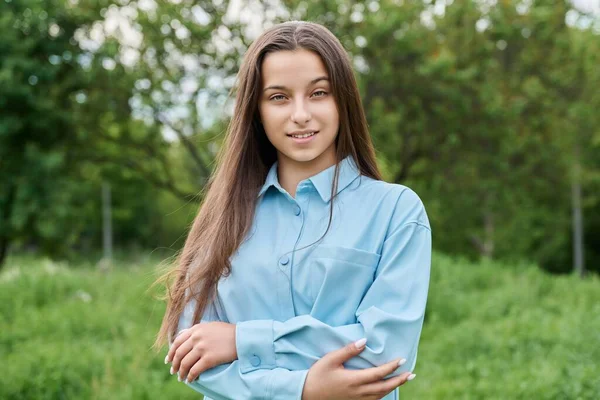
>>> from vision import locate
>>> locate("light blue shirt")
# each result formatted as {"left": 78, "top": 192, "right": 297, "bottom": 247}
{"left": 177, "top": 155, "right": 432, "bottom": 400}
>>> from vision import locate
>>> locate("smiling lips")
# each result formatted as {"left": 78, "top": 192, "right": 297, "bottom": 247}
{"left": 287, "top": 130, "right": 319, "bottom": 143}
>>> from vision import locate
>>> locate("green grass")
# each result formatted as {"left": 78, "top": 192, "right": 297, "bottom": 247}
{"left": 0, "top": 253, "right": 598, "bottom": 399}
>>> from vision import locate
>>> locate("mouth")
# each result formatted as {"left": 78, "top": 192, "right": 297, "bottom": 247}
{"left": 287, "top": 131, "right": 319, "bottom": 142}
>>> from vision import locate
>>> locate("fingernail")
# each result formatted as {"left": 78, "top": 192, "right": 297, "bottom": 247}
{"left": 170, "top": 366, "right": 174, "bottom": 375}
{"left": 164, "top": 355, "right": 169, "bottom": 364}
{"left": 177, "top": 374, "right": 182, "bottom": 382}
{"left": 354, "top": 338, "right": 367, "bottom": 349}
{"left": 186, "top": 378, "right": 192, "bottom": 384}
{"left": 398, "top": 358, "right": 407, "bottom": 367}
{"left": 407, "top": 373, "right": 416, "bottom": 381}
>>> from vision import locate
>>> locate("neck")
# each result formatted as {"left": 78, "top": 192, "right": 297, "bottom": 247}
{"left": 277, "top": 149, "right": 337, "bottom": 198}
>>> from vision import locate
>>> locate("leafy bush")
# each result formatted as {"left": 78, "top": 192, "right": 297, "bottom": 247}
{"left": 1, "top": 253, "right": 598, "bottom": 399}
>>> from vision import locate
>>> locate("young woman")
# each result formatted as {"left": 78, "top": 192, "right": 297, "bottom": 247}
{"left": 158, "top": 21, "right": 432, "bottom": 400}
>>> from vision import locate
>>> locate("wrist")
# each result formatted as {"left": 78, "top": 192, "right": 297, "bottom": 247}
{"left": 301, "top": 368, "right": 316, "bottom": 400}
{"left": 231, "top": 323, "right": 238, "bottom": 359}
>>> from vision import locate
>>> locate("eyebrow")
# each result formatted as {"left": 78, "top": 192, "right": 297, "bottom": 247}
{"left": 262, "top": 76, "right": 330, "bottom": 93}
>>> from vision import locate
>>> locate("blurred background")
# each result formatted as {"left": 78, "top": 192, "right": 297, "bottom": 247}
{"left": 1, "top": 0, "right": 599, "bottom": 398}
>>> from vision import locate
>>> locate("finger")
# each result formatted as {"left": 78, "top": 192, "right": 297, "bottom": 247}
{"left": 171, "top": 340, "right": 194, "bottom": 377}
{"left": 323, "top": 338, "right": 367, "bottom": 366}
{"left": 185, "top": 358, "right": 211, "bottom": 383}
{"left": 352, "top": 357, "right": 407, "bottom": 384}
{"left": 360, "top": 371, "right": 413, "bottom": 397}
{"left": 167, "top": 328, "right": 191, "bottom": 363}
{"left": 178, "top": 347, "right": 203, "bottom": 382}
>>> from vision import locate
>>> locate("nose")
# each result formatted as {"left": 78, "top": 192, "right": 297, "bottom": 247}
{"left": 290, "top": 98, "right": 311, "bottom": 124}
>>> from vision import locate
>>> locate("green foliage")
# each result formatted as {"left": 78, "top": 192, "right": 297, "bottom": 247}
{"left": 1, "top": 0, "right": 599, "bottom": 276}
{"left": 407, "top": 253, "right": 600, "bottom": 399}
{"left": 290, "top": 0, "right": 600, "bottom": 273}
{"left": 0, "top": 0, "right": 223, "bottom": 264}
{"left": 0, "top": 254, "right": 197, "bottom": 400}
{"left": 0, "top": 0, "right": 94, "bottom": 259}
{"left": 1, "top": 254, "right": 598, "bottom": 399}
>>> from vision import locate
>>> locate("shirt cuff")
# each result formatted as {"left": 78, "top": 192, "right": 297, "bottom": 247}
{"left": 236, "top": 320, "right": 277, "bottom": 373}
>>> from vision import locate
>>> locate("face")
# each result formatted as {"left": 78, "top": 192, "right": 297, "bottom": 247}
{"left": 258, "top": 49, "right": 339, "bottom": 167}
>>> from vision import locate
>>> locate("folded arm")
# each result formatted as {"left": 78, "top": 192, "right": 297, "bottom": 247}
{"left": 236, "top": 192, "right": 432, "bottom": 376}
{"left": 186, "top": 362, "right": 307, "bottom": 400}
{"left": 173, "top": 300, "right": 309, "bottom": 400}
{"left": 174, "top": 189, "right": 431, "bottom": 398}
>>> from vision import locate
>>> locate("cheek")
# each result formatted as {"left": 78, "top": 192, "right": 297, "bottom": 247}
{"left": 260, "top": 105, "right": 284, "bottom": 127}
{"left": 259, "top": 106, "right": 284, "bottom": 143}
{"left": 316, "top": 101, "right": 339, "bottom": 129}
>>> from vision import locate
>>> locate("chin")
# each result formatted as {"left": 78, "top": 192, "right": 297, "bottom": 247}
{"left": 282, "top": 150, "right": 325, "bottom": 163}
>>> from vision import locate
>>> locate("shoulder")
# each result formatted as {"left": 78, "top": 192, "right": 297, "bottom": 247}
{"left": 355, "top": 176, "right": 431, "bottom": 231}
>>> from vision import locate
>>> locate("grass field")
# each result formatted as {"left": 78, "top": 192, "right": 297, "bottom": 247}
{"left": 1, "top": 253, "right": 598, "bottom": 399}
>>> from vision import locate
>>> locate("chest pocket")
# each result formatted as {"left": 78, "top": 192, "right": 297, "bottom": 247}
{"left": 308, "top": 245, "right": 381, "bottom": 326}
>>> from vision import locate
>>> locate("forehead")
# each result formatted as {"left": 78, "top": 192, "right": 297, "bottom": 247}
{"left": 261, "top": 49, "right": 329, "bottom": 86}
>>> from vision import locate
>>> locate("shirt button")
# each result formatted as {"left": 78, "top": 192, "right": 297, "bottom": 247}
{"left": 294, "top": 205, "right": 301, "bottom": 216}
{"left": 279, "top": 255, "right": 290, "bottom": 265}
{"left": 250, "top": 355, "right": 261, "bottom": 367}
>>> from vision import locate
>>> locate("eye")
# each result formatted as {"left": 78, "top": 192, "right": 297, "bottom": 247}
{"left": 312, "top": 90, "right": 328, "bottom": 98}
{"left": 270, "top": 94, "right": 286, "bottom": 101}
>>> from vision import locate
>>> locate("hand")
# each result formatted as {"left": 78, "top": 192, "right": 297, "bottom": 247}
{"left": 302, "top": 339, "right": 414, "bottom": 400}
{"left": 165, "top": 322, "right": 237, "bottom": 383}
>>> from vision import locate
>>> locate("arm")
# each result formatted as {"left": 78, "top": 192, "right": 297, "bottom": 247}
{"left": 187, "top": 363, "right": 307, "bottom": 400}
{"left": 173, "top": 301, "right": 414, "bottom": 400}
{"left": 236, "top": 191, "right": 432, "bottom": 376}
{"left": 174, "top": 299, "right": 309, "bottom": 400}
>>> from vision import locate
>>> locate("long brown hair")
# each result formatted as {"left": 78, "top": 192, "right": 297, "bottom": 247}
{"left": 154, "top": 20, "right": 382, "bottom": 348}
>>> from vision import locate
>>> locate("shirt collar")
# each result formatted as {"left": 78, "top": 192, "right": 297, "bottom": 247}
{"left": 257, "top": 155, "right": 361, "bottom": 203}
{"left": 257, "top": 160, "right": 282, "bottom": 199}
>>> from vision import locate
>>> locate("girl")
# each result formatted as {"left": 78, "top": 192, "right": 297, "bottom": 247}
{"left": 158, "top": 21, "right": 432, "bottom": 400}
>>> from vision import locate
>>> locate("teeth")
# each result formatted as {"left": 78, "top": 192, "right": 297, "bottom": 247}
{"left": 291, "top": 132, "right": 315, "bottom": 138}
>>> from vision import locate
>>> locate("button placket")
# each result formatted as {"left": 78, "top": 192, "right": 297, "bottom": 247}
{"left": 275, "top": 196, "right": 307, "bottom": 320}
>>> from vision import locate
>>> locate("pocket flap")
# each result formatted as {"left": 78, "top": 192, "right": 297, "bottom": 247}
{"left": 311, "top": 244, "right": 381, "bottom": 268}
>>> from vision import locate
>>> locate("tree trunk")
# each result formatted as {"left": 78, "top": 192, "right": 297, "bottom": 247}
{"left": 0, "top": 181, "right": 17, "bottom": 269}
{"left": 99, "top": 181, "right": 113, "bottom": 271}
{"left": 470, "top": 195, "right": 495, "bottom": 258}
{"left": 571, "top": 143, "right": 585, "bottom": 278}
